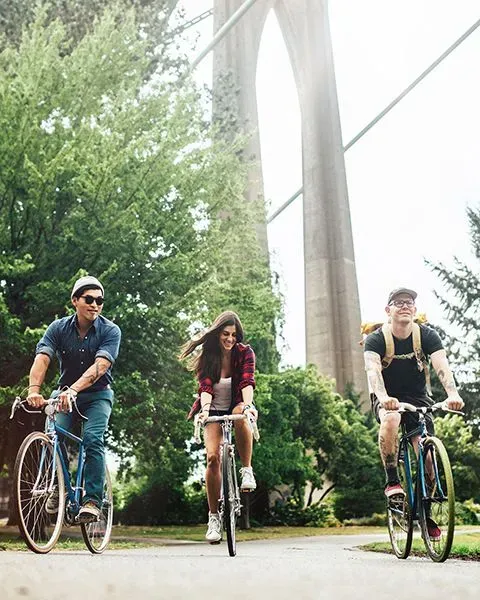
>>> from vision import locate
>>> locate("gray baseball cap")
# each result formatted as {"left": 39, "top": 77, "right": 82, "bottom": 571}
{"left": 71, "top": 276, "right": 104, "bottom": 298}
{"left": 387, "top": 287, "right": 417, "bottom": 305}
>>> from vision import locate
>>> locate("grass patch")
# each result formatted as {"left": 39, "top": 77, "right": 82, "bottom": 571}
{"left": 0, "top": 534, "right": 158, "bottom": 552}
{"left": 362, "top": 531, "right": 480, "bottom": 560}
{"left": 0, "top": 523, "right": 386, "bottom": 551}
{"left": 111, "top": 524, "right": 387, "bottom": 542}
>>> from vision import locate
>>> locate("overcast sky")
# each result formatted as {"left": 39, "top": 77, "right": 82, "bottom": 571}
{"left": 176, "top": 0, "right": 480, "bottom": 366}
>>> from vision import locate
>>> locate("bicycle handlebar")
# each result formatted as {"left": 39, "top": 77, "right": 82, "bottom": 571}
{"left": 10, "top": 395, "right": 88, "bottom": 421}
{"left": 395, "top": 400, "right": 464, "bottom": 416}
{"left": 193, "top": 413, "right": 260, "bottom": 444}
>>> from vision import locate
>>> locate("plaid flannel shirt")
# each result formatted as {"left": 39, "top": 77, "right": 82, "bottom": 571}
{"left": 187, "top": 342, "right": 256, "bottom": 419}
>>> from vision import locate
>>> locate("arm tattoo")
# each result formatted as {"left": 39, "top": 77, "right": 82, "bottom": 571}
{"left": 79, "top": 360, "right": 106, "bottom": 386}
{"left": 436, "top": 367, "right": 457, "bottom": 394}
{"left": 364, "top": 351, "right": 388, "bottom": 398}
{"left": 80, "top": 373, "right": 96, "bottom": 385}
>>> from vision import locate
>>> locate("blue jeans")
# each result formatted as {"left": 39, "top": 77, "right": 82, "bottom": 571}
{"left": 54, "top": 390, "right": 113, "bottom": 507}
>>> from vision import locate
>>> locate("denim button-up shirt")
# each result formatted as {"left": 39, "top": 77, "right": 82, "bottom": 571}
{"left": 36, "top": 314, "right": 121, "bottom": 392}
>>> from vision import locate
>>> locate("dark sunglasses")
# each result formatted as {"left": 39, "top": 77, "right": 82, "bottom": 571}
{"left": 80, "top": 295, "right": 104, "bottom": 306}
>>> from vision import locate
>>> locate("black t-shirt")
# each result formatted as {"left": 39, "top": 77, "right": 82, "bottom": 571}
{"left": 364, "top": 324, "right": 443, "bottom": 398}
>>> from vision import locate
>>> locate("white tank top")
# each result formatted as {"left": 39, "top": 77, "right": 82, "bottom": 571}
{"left": 212, "top": 377, "right": 232, "bottom": 411}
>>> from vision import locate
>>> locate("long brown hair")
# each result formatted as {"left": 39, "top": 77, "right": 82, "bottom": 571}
{"left": 179, "top": 311, "right": 245, "bottom": 383}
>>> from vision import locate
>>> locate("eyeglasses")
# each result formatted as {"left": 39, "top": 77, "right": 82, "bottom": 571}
{"left": 80, "top": 295, "right": 104, "bottom": 306}
{"left": 389, "top": 299, "right": 415, "bottom": 308}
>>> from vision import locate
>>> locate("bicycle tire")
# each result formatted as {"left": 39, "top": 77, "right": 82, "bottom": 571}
{"left": 222, "top": 443, "right": 237, "bottom": 557}
{"left": 387, "top": 450, "right": 413, "bottom": 559}
{"left": 13, "top": 432, "right": 65, "bottom": 553}
{"left": 81, "top": 466, "right": 114, "bottom": 554}
{"left": 417, "top": 436, "right": 455, "bottom": 562}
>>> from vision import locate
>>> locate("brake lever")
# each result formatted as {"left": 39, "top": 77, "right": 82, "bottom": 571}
{"left": 10, "top": 396, "right": 43, "bottom": 418}
{"left": 9, "top": 397, "right": 21, "bottom": 420}
{"left": 247, "top": 414, "right": 260, "bottom": 441}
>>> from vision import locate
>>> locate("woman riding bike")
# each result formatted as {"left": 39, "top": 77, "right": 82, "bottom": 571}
{"left": 180, "top": 311, "right": 258, "bottom": 543}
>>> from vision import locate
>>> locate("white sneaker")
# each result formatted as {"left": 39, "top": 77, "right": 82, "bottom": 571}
{"left": 205, "top": 512, "right": 222, "bottom": 543}
{"left": 240, "top": 466, "right": 256, "bottom": 491}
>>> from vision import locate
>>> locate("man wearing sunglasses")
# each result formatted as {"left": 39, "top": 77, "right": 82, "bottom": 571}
{"left": 364, "top": 287, "right": 464, "bottom": 540}
{"left": 26, "top": 275, "right": 121, "bottom": 523}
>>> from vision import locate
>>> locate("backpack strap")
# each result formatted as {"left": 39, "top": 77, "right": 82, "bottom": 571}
{"left": 412, "top": 322, "right": 432, "bottom": 395}
{"left": 381, "top": 323, "right": 394, "bottom": 368}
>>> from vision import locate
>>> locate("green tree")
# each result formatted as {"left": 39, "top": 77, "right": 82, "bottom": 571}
{"left": 429, "top": 206, "right": 480, "bottom": 435}
{"left": 0, "top": 3, "right": 280, "bottom": 522}
{"left": 0, "top": 0, "right": 177, "bottom": 49}
{"left": 251, "top": 367, "right": 384, "bottom": 522}
{"left": 434, "top": 415, "right": 480, "bottom": 502}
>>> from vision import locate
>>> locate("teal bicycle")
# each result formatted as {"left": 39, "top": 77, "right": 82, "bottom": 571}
{"left": 387, "top": 401, "right": 462, "bottom": 562}
{"left": 10, "top": 393, "right": 113, "bottom": 554}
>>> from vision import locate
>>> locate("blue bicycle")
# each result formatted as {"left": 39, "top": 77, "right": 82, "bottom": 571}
{"left": 387, "top": 401, "right": 461, "bottom": 562}
{"left": 10, "top": 393, "right": 113, "bottom": 554}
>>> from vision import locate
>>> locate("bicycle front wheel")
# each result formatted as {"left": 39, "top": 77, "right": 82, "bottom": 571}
{"left": 81, "top": 465, "right": 114, "bottom": 554}
{"left": 387, "top": 448, "right": 413, "bottom": 559}
{"left": 222, "top": 444, "right": 237, "bottom": 557}
{"left": 417, "top": 436, "right": 455, "bottom": 562}
{"left": 13, "top": 432, "right": 65, "bottom": 553}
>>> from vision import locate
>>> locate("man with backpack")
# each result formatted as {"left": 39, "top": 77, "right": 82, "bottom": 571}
{"left": 363, "top": 287, "right": 464, "bottom": 539}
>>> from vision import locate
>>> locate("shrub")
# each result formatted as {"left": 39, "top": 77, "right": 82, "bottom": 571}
{"left": 455, "top": 499, "right": 480, "bottom": 525}
{"left": 267, "top": 498, "right": 339, "bottom": 527}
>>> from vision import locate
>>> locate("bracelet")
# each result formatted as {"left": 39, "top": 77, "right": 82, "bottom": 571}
{"left": 28, "top": 384, "right": 41, "bottom": 389}
{"left": 242, "top": 404, "right": 254, "bottom": 412}
{"left": 68, "top": 387, "right": 78, "bottom": 396}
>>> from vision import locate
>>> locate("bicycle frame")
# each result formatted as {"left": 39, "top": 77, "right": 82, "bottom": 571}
{"left": 217, "top": 420, "right": 241, "bottom": 519}
{"left": 399, "top": 412, "right": 447, "bottom": 520}
{"left": 48, "top": 419, "right": 86, "bottom": 518}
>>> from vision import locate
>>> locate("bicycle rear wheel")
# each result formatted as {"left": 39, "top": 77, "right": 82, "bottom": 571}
{"left": 222, "top": 444, "right": 238, "bottom": 557}
{"left": 417, "top": 436, "right": 455, "bottom": 562}
{"left": 81, "top": 466, "right": 113, "bottom": 554}
{"left": 387, "top": 445, "right": 413, "bottom": 559}
{"left": 13, "top": 432, "right": 65, "bottom": 553}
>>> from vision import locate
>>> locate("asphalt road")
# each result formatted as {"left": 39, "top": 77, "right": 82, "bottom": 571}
{"left": 1, "top": 533, "right": 478, "bottom": 600}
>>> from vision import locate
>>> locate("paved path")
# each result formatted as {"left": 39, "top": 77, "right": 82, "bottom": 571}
{"left": 1, "top": 533, "right": 478, "bottom": 600}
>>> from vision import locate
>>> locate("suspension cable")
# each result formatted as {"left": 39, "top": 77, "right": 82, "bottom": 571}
{"left": 267, "top": 17, "right": 480, "bottom": 224}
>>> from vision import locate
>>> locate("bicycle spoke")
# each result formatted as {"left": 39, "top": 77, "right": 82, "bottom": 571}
{"left": 81, "top": 466, "right": 113, "bottom": 554}
{"left": 387, "top": 448, "right": 413, "bottom": 559}
{"left": 14, "top": 433, "right": 65, "bottom": 553}
{"left": 418, "top": 437, "right": 455, "bottom": 562}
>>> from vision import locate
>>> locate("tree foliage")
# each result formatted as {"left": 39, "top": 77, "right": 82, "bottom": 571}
{"left": 0, "top": 0, "right": 178, "bottom": 49}
{"left": 429, "top": 206, "right": 480, "bottom": 435}
{"left": 434, "top": 415, "right": 480, "bottom": 503}
{"left": 0, "top": 3, "right": 279, "bottom": 519}
{"left": 251, "top": 367, "right": 384, "bottom": 521}
{"left": 428, "top": 206, "right": 480, "bottom": 497}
